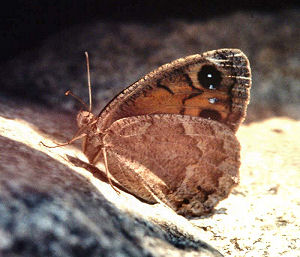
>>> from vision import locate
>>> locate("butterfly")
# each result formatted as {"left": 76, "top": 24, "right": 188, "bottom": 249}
{"left": 67, "top": 49, "right": 251, "bottom": 217}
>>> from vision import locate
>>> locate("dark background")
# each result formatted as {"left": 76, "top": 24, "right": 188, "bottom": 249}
{"left": 1, "top": 0, "right": 298, "bottom": 63}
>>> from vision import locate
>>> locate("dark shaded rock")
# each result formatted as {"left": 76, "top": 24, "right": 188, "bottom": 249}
{"left": 0, "top": 10, "right": 299, "bottom": 122}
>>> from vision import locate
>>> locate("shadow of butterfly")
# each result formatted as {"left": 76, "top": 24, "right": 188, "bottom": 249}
{"left": 73, "top": 49, "right": 251, "bottom": 217}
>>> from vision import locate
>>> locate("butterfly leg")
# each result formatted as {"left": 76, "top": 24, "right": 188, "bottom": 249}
{"left": 40, "top": 132, "right": 87, "bottom": 148}
{"left": 102, "top": 147, "right": 120, "bottom": 194}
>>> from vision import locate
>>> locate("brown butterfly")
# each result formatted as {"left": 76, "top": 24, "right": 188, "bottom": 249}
{"left": 62, "top": 49, "right": 251, "bottom": 217}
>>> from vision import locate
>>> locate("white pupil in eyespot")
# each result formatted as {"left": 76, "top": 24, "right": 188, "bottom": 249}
{"left": 209, "top": 85, "right": 215, "bottom": 90}
{"left": 208, "top": 98, "right": 218, "bottom": 104}
{"left": 207, "top": 73, "right": 212, "bottom": 78}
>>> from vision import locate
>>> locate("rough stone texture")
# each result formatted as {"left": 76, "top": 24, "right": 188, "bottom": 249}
{"left": 0, "top": 9, "right": 299, "bottom": 122}
{"left": 193, "top": 118, "right": 300, "bottom": 256}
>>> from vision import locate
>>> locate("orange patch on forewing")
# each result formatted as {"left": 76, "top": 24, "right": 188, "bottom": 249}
{"left": 120, "top": 71, "right": 233, "bottom": 123}
{"left": 124, "top": 76, "right": 194, "bottom": 115}
{"left": 183, "top": 92, "right": 230, "bottom": 118}
{"left": 132, "top": 87, "right": 182, "bottom": 113}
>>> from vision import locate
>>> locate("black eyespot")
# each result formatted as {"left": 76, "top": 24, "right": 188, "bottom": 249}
{"left": 197, "top": 65, "right": 222, "bottom": 90}
{"left": 182, "top": 198, "right": 190, "bottom": 204}
{"left": 199, "top": 109, "right": 222, "bottom": 121}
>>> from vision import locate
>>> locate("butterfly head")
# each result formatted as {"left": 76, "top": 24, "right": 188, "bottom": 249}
{"left": 77, "top": 110, "right": 95, "bottom": 128}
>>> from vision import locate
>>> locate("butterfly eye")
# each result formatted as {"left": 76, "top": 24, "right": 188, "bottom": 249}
{"left": 197, "top": 65, "right": 222, "bottom": 90}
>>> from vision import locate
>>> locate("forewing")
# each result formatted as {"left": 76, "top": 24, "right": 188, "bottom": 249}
{"left": 98, "top": 49, "right": 251, "bottom": 132}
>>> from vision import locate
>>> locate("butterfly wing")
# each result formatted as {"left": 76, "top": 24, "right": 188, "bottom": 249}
{"left": 98, "top": 48, "right": 251, "bottom": 132}
{"left": 103, "top": 114, "right": 240, "bottom": 217}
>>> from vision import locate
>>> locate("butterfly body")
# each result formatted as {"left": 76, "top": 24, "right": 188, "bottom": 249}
{"left": 77, "top": 49, "right": 251, "bottom": 217}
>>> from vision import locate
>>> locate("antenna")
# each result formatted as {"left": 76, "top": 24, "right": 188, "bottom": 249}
{"left": 85, "top": 51, "right": 92, "bottom": 113}
{"left": 64, "top": 52, "right": 93, "bottom": 112}
{"left": 65, "top": 90, "right": 89, "bottom": 110}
